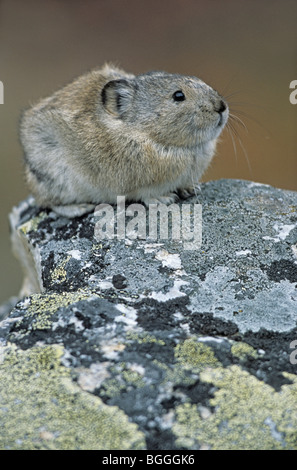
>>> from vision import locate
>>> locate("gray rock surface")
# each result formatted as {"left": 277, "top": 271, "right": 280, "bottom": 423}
{"left": 1, "top": 179, "right": 297, "bottom": 450}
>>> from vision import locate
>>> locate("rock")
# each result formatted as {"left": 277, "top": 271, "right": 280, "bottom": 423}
{"left": 1, "top": 179, "right": 297, "bottom": 450}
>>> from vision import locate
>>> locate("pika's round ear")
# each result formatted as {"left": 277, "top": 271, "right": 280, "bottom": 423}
{"left": 101, "top": 79, "right": 135, "bottom": 117}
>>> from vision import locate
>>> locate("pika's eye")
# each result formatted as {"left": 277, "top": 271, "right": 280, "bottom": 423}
{"left": 172, "top": 90, "right": 185, "bottom": 102}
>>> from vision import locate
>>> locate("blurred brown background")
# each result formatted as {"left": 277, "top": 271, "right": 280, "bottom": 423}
{"left": 0, "top": 0, "right": 296, "bottom": 304}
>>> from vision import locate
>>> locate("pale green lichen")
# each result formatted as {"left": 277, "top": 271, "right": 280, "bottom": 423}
{"left": 101, "top": 362, "right": 146, "bottom": 398}
{"left": 172, "top": 365, "right": 297, "bottom": 450}
{"left": 174, "top": 338, "right": 221, "bottom": 371}
{"left": 101, "top": 377, "right": 128, "bottom": 398}
{"left": 51, "top": 256, "right": 71, "bottom": 284}
{"left": 126, "top": 331, "right": 165, "bottom": 346}
{"left": 0, "top": 344, "right": 145, "bottom": 450}
{"left": 16, "top": 290, "right": 98, "bottom": 330}
{"left": 19, "top": 212, "right": 48, "bottom": 235}
{"left": 152, "top": 338, "right": 221, "bottom": 391}
{"left": 122, "top": 369, "right": 146, "bottom": 387}
{"left": 154, "top": 358, "right": 198, "bottom": 388}
{"left": 231, "top": 341, "right": 258, "bottom": 360}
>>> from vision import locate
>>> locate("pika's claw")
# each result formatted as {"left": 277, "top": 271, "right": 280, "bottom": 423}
{"left": 177, "top": 185, "right": 201, "bottom": 200}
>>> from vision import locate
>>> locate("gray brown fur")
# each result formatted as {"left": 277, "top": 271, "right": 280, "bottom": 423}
{"left": 20, "top": 64, "right": 228, "bottom": 217}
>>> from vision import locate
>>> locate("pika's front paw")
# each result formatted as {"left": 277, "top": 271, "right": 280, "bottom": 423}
{"left": 52, "top": 203, "right": 96, "bottom": 218}
{"left": 143, "top": 193, "right": 179, "bottom": 206}
{"left": 177, "top": 185, "right": 201, "bottom": 200}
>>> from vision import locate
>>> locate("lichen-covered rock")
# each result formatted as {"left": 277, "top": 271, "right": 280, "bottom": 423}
{"left": 0, "top": 343, "right": 145, "bottom": 450}
{"left": 1, "top": 179, "right": 297, "bottom": 450}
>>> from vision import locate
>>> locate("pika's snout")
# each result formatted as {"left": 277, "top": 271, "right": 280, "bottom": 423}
{"left": 215, "top": 98, "right": 228, "bottom": 127}
{"left": 216, "top": 99, "right": 227, "bottom": 114}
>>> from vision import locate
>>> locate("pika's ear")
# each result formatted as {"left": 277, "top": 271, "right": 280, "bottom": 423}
{"left": 101, "top": 79, "right": 135, "bottom": 117}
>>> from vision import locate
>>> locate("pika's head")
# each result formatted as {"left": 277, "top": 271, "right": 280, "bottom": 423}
{"left": 101, "top": 71, "right": 228, "bottom": 148}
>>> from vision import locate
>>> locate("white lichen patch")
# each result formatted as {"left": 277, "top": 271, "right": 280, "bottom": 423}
{"left": 263, "top": 223, "right": 296, "bottom": 242}
{"left": 77, "top": 362, "right": 111, "bottom": 392}
{"left": 148, "top": 279, "right": 188, "bottom": 302}
{"left": 97, "top": 279, "right": 114, "bottom": 290}
{"left": 235, "top": 250, "right": 252, "bottom": 257}
{"left": 100, "top": 341, "right": 126, "bottom": 360}
{"left": 155, "top": 249, "right": 182, "bottom": 270}
{"left": 115, "top": 304, "right": 138, "bottom": 328}
{"left": 67, "top": 250, "right": 82, "bottom": 260}
{"left": 291, "top": 244, "right": 297, "bottom": 259}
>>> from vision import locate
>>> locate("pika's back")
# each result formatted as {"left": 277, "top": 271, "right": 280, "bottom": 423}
{"left": 20, "top": 64, "right": 228, "bottom": 217}
{"left": 21, "top": 64, "right": 134, "bottom": 122}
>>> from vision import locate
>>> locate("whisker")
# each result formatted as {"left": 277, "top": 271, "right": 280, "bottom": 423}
{"left": 226, "top": 123, "right": 238, "bottom": 165}
{"left": 223, "top": 90, "right": 244, "bottom": 100}
{"left": 229, "top": 108, "right": 271, "bottom": 134}
{"left": 220, "top": 71, "right": 242, "bottom": 97}
{"left": 229, "top": 113, "right": 248, "bottom": 133}
{"left": 222, "top": 89, "right": 269, "bottom": 131}
{"left": 227, "top": 100, "right": 273, "bottom": 113}
{"left": 227, "top": 119, "right": 240, "bottom": 138}
{"left": 238, "top": 133, "right": 252, "bottom": 175}
{"left": 225, "top": 109, "right": 253, "bottom": 177}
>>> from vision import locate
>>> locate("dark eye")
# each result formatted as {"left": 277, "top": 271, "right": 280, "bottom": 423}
{"left": 172, "top": 90, "right": 185, "bottom": 102}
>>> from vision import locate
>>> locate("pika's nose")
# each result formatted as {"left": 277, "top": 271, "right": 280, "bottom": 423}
{"left": 216, "top": 100, "right": 227, "bottom": 114}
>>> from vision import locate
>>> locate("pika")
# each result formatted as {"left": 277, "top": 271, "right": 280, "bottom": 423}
{"left": 20, "top": 64, "right": 228, "bottom": 218}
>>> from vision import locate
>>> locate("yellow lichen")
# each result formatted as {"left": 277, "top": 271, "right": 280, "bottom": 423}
{"left": 126, "top": 331, "right": 166, "bottom": 346}
{"left": 172, "top": 365, "right": 297, "bottom": 450}
{"left": 51, "top": 256, "right": 71, "bottom": 284}
{"left": 16, "top": 290, "right": 99, "bottom": 330}
{"left": 19, "top": 212, "right": 48, "bottom": 235}
{"left": 174, "top": 338, "right": 221, "bottom": 371}
{"left": 0, "top": 344, "right": 145, "bottom": 450}
{"left": 231, "top": 341, "right": 258, "bottom": 360}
